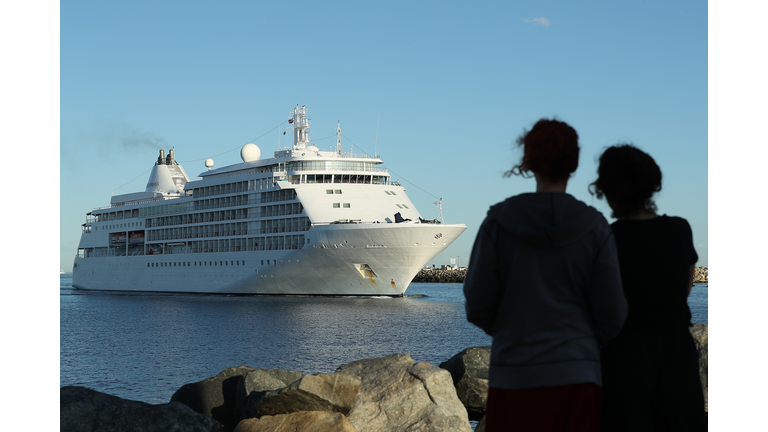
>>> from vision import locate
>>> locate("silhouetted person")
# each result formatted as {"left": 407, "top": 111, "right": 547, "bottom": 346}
{"left": 464, "top": 119, "right": 627, "bottom": 431}
{"left": 590, "top": 144, "right": 706, "bottom": 431}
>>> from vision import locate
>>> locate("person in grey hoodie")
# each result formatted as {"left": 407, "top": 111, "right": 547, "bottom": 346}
{"left": 464, "top": 119, "right": 627, "bottom": 432}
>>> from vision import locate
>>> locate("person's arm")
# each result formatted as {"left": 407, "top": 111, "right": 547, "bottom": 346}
{"left": 589, "top": 231, "right": 627, "bottom": 347}
{"left": 463, "top": 219, "right": 501, "bottom": 336}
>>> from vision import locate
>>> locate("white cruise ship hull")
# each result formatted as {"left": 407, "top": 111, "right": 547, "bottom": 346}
{"left": 73, "top": 223, "right": 465, "bottom": 296}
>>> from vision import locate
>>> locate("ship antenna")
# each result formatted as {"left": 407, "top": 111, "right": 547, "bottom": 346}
{"left": 336, "top": 120, "right": 342, "bottom": 155}
{"left": 374, "top": 114, "right": 380, "bottom": 158}
{"left": 291, "top": 104, "right": 310, "bottom": 149}
{"left": 433, "top": 198, "right": 444, "bottom": 223}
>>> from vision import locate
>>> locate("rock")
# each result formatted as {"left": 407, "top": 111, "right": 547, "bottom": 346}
{"left": 439, "top": 346, "right": 491, "bottom": 420}
{"left": 689, "top": 323, "right": 708, "bottom": 411}
{"left": 411, "top": 269, "right": 467, "bottom": 283}
{"left": 61, "top": 386, "right": 222, "bottom": 432}
{"left": 236, "top": 368, "right": 305, "bottom": 420}
{"left": 171, "top": 365, "right": 255, "bottom": 431}
{"left": 254, "top": 373, "right": 361, "bottom": 417}
{"left": 693, "top": 267, "right": 708, "bottom": 283}
{"left": 233, "top": 411, "right": 357, "bottom": 432}
{"left": 336, "top": 353, "right": 472, "bottom": 432}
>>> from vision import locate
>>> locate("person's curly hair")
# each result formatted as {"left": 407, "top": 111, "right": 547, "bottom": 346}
{"left": 505, "top": 118, "right": 580, "bottom": 182}
{"left": 589, "top": 144, "right": 662, "bottom": 219}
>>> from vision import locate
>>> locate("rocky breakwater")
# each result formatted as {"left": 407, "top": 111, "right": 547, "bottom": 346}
{"left": 60, "top": 326, "right": 708, "bottom": 431}
{"left": 412, "top": 269, "right": 467, "bottom": 283}
{"left": 412, "top": 266, "right": 708, "bottom": 284}
{"left": 61, "top": 354, "right": 471, "bottom": 432}
{"left": 693, "top": 266, "right": 708, "bottom": 283}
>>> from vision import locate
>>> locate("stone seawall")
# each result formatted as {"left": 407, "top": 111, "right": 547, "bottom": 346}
{"left": 412, "top": 267, "right": 708, "bottom": 284}
{"left": 693, "top": 267, "right": 708, "bottom": 283}
{"left": 412, "top": 269, "right": 467, "bottom": 283}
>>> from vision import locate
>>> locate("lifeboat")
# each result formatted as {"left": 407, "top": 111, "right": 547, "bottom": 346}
{"left": 129, "top": 232, "right": 146, "bottom": 243}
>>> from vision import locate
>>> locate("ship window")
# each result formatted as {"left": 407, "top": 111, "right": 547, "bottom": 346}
{"left": 334, "top": 190, "right": 342, "bottom": 194}
{"left": 403, "top": 204, "right": 409, "bottom": 209}
{"left": 396, "top": 204, "right": 402, "bottom": 208}
{"left": 147, "top": 264, "right": 150, "bottom": 267}
{"left": 326, "top": 189, "right": 333, "bottom": 194}
{"left": 343, "top": 203, "right": 350, "bottom": 208}
{"left": 333, "top": 203, "right": 340, "bottom": 208}
{"left": 261, "top": 260, "right": 264, "bottom": 265}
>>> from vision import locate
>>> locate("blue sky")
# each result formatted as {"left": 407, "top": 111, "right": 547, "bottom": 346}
{"left": 59, "top": 0, "right": 707, "bottom": 271}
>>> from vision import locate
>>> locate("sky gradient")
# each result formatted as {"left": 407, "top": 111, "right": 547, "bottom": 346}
{"left": 60, "top": 1, "right": 707, "bottom": 271}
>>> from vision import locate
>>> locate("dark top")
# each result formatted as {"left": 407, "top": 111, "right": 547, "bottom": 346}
{"left": 464, "top": 193, "right": 627, "bottom": 389}
{"left": 610, "top": 215, "right": 698, "bottom": 329}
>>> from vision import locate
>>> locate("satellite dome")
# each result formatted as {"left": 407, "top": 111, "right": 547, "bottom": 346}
{"left": 241, "top": 143, "right": 261, "bottom": 162}
{"left": 205, "top": 158, "right": 214, "bottom": 170}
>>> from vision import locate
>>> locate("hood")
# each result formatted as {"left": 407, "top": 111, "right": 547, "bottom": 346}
{"left": 487, "top": 193, "right": 604, "bottom": 248}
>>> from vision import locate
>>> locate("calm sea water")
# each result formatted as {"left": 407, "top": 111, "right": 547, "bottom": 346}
{"left": 59, "top": 274, "right": 708, "bottom": 405}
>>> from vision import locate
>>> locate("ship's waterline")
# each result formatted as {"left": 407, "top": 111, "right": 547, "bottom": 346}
{"left": 73, "top": 105, "right": 466, "bottom": 295}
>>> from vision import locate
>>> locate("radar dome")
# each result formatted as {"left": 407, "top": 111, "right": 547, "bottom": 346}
{"left": 205, "top": 158, "right": 214, "bottom": 170}
{"left": 241, "top": 143, "right": 261, "bottom": 162}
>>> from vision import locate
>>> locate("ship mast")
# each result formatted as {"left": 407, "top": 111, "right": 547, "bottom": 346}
{"left": 290, "top": 104, "right": 311, "bottom": 149}
{"left": 336, "top": 120, "right": 343, "bottom": 155}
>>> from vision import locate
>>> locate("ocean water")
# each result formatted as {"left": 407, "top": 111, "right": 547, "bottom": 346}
{"left": 59, "top": 274, "right": 708, "bottom": 405}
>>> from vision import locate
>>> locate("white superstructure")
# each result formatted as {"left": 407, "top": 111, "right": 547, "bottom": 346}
{"left": 72, "top": 105, "right": 466, "bottom": 296}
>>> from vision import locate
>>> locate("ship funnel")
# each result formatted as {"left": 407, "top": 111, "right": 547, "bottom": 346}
{"left": 146, "top": 149, "right": 190, "bottom": 194}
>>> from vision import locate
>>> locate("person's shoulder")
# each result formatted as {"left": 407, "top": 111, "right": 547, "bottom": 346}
{"left": 660, "top": 215, "right": 693, "bottom": 230}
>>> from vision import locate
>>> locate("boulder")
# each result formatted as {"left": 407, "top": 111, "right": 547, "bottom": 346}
{"left": 61, "top": 386, "right": 222, "bottom": 432}
{"left": 689, "top": 323, "right": 708, "bottom": 411}
{"left": 439, "top": 346, "right": 490, "bottom": 420}
{"left": 233, "top": 411, "right": 357, "bottom": 432}
{"left": 236, "top": 368, "right": 305, "bottom": 420}
{"left": 336, "top": 353, "right": 472, "bottom": 432}
{"left": 171, "top": 365, "right": 255, "bottom": 431}
{"left": 254, "top": 373, "right": 361, "bottom": 417}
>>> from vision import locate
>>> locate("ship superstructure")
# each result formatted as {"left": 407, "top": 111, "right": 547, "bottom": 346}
{"left": 73, "top": 105, "right": 466, "bottom": 296}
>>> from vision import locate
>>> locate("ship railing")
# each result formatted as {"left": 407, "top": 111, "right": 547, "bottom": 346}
{"left": 147, "top": 211, "right": 304, "bottom": 229}
{"left": 286, "top": 177, "right": 399, "bottom": 186}
{"left": 146, "top": 226, "right": 309, "bottom": 242}
{"left": 91, "top": 194, "right": 189, "bottom": 212}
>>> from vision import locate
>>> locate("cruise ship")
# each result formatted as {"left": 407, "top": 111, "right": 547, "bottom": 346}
{"left": 72, "top": 105, "right": 466, "bottom": 296}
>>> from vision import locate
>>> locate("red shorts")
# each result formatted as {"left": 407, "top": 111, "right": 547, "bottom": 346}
{"left": 484, "top": 383, "right": 602, "bottom": 432}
